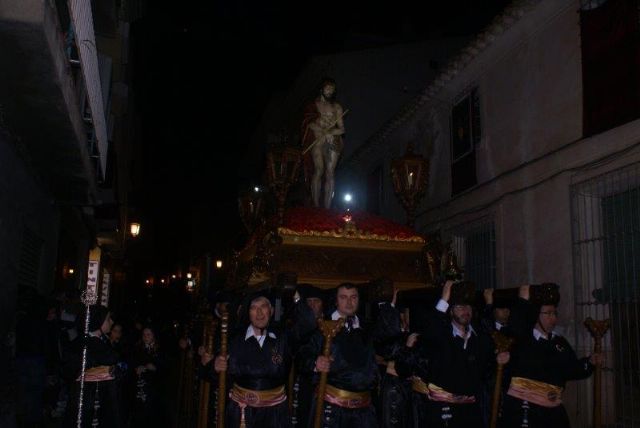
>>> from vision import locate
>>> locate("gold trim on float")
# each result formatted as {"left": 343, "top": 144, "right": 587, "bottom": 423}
{"left": 279, "top": 231, "right": 425, "bottom": 251}
{"left": 278, "top": 227, "right": 424, "bottom": 243}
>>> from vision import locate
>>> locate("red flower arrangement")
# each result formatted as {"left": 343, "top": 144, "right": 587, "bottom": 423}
{"left": 280, "top": 207, "right": 424, "bottom": 242}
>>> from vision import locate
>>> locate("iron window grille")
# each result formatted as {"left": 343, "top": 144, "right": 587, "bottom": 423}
{"left": 571, "top": 161, "right": 640, "bottom": 427}
{"left": 448, "top": 219, "right": 497, "bottom": 290}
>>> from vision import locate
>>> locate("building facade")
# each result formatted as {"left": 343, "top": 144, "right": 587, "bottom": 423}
{"left": 343, "top": 0, "right": 640, "bottom": 425}
{"left": 0, "top": 0, "right": 144, "bottom": 424}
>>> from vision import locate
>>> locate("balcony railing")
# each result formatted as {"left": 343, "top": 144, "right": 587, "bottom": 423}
{"left": 55, "top": 0, "right": 109, "bottom": 180}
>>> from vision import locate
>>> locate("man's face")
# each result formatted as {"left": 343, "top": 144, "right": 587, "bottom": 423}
{"left": 216, "top": 302, "right": 228, "bottom": 315}
{"left": 142, "top": 328, "right": 155, "bottom": 345}
{"left": 336, "top": 287, "right": 359, "bottom": 317}
{"left": 321, "top": 83, "right": 336, "bottom": 100}
{"left": 100, "top": 313, "right": 113, "bottom": 334}
{"left": 306, "top": 297, "right": 324, "bottom": 318}
{"left": 451, "top": 304, "right": 472, "bottom": 326}
{"left": 111, "top": 324, "right": 122, "bottom": 342}
{"left": 249, "top": 297, "right": 272, "bottom": 330}
{"left": 537, "top": 305, "right": 558, "bottom": 333}
{"left": 494, "top": 307, "right": 510, "bottom": 325}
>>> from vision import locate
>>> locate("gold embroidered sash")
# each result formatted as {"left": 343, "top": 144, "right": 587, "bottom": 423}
{"left": 507, "top": 377, "right": 563, "bottom": 408}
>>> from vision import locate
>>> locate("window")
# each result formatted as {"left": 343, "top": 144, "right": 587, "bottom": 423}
{"left": 450, "top": 88, "right": 481, "bottom": 195}
{"left": 571, "top": 162, "right": 640, "bottom": 427}
{"left": 580, "top": 0, "right": 640, "bottom": 136}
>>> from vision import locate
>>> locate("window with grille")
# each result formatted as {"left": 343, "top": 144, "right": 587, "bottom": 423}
{"left": 571, "top": 161, "right": 640, "bottom": 427}
{"left": 450, "top": 220, "right": 496, "bottom": 290}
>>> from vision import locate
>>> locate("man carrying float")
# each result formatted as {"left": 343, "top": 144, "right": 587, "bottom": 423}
{"left": 501, "top": 284, "right": 603, "bottom": 428}
{"left": 211, "top": 290, "right": 314, "bottom": 428}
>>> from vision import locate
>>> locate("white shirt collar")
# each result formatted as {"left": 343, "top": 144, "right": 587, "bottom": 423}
{"left": 495, "top": 321, "right": 505, "bottom": 331}
{"left": 245, "top": 325, "right": 276, "bottom": 348}
{"left": 452, "top": 323, "right": 475, "bottom": 338}
{"left": 331, "top": 310, "right": 360, "bottom": 329}
{"left": 533, "top": 328, "right": 557, "bottom": 341}
{"left": 451, "top": 323, "right": 475, "bottom": 349}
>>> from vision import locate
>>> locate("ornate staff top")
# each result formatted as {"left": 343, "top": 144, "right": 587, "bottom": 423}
{"left": 81, "top": 288, "right": 98, "bottom": 306}
{"left": 584, "top": 317, "right": 611, "bottom": 341}
{"left": 318, "top": 318, "right": 344, "bottom": 342}
{"left": 491, "top": 330, "right": 515, "bottom": 355}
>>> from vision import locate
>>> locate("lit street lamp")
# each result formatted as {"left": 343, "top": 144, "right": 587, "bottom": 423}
{"left": 130, "top": 222, "right": 141, "bottom": 238}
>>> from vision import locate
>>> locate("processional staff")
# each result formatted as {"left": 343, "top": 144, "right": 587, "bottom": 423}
{"left": 198, "top": 315, "right": 217, "bottom": 428}
{"left": 175, "top": 321, "right": 192, "bottom": 428}
{"left": 287, "top": 360, "right": 296, "bottom": 416}
{"left": 489, "top": 331, "right": 514, "bottom": 428}
{"left": 217, "top": 310, "right": 229, "bottom": 428}
{"left": 197, "top": 316, "right": 210, "bottom": 428}
{"left": 184, "top": 345, "right": 196, "bottom": 425}
{"left": 76, "top": 288, "right": 98, "bottom": 428}
{"left": 584, "top": 317, "right": 610, "bottom": 428}
{"left": 313, "top": 318, "right": 344, "bottom": 428}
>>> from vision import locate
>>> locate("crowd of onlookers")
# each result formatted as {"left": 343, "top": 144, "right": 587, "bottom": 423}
{"left": 13, "top": 287, "right": 183, "bottom": 427}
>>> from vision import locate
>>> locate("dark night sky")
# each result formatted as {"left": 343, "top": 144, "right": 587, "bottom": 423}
{"left": 129, "top": 1, "right": 511, "bottom": 273}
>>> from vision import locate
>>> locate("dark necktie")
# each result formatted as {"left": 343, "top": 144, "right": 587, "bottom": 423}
{"left": 346, "top": 316, "right": 355, "bottom": 332}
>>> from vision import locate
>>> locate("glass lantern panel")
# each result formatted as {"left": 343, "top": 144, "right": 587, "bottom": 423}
{"left": 408, "top": 163, "right": 421, "bottom": 190}
{"left": 286, "top": 160, "right": 296, "bottom": 180}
